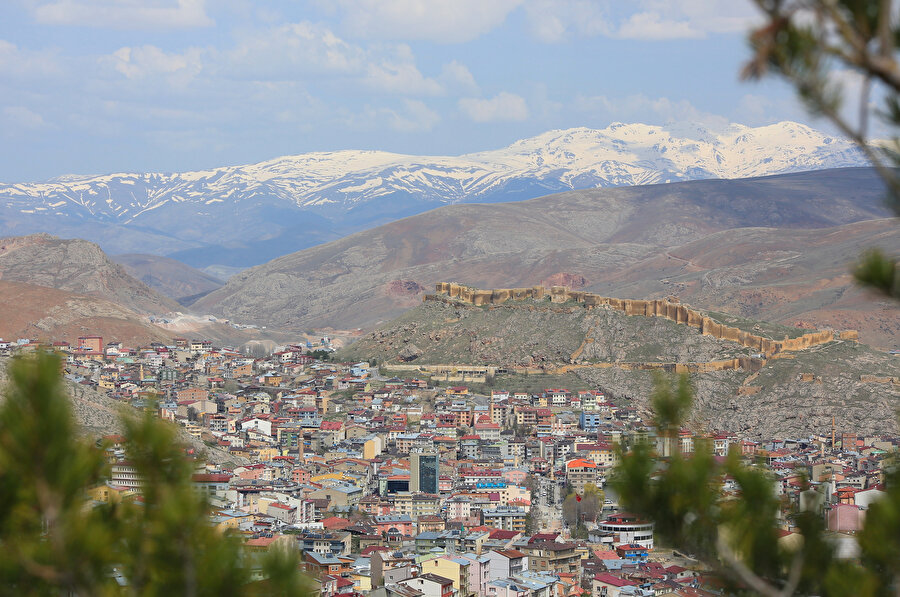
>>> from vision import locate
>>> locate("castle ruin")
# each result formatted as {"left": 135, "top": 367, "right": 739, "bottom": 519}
{"left": 428, "top": 282, "right": 858, "bottom": 358}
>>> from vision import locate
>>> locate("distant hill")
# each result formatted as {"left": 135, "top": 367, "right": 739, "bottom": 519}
{"left": 196, "top": 168, "right": 899, "bottom": 348}
{"left": 113, "top": 254, "right": 224, "bottom": 305}
{"left": 0, "top": 234, "right": 179, "bottom": 315}
{"left": 0, "top": 234, "right": 302, "bottom": 348}
{"left": 0, "top": 122, "right": 868, "bottom": 268}
{"left": 336, "top": 290, "right": 899, "bottom": 439}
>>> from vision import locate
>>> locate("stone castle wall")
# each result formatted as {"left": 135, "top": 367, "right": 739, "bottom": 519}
{"left": 430, "top": 282, "right": 858, "bottom": 357}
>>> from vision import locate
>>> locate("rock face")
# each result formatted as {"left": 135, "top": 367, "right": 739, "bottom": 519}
{"left": 0, "top": 234, "right": 178, "bottom": 315}
{"left": 196, "top": 168, "right": 899, "bottom": 347}
{"left": 336, "top": 295, "right": 899, "bottom": 439}
{"left": 398, "top": 343, "right": 422, "bottom": 362}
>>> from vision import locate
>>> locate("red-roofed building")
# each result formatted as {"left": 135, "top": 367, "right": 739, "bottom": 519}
{"left": 565, "top": 458, "right": 600, "bottom": 494}
{"left": 488, "top": 529, "right": 521, "bottom": 542}
{"left": 321, "top": 516, "right": 353, "bottom": 531}
{"left": 592, "top": 573, "right": 637, "bottom": 597}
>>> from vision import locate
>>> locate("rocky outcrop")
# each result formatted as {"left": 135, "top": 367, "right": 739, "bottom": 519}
{"left": 398, "top": 343, "right": 422, "bottom": 362}
{"left": 431, "top": 282, "right": 858, "bottom": 357}
{"left": 0, "top": 234, "right": 178, "bottom": 315}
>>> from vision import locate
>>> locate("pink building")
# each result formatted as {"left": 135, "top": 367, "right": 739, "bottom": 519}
{"left": 827, "top": 504, "right": 862, "bottom": 532}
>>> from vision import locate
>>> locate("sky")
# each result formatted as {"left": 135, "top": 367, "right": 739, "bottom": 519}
{"left": 0, "top": 0, "right": 844, "bottom": 182}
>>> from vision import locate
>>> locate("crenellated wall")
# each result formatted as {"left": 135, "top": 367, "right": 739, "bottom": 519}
{"left": 429, "top": 282, "right": 858, "bottom": 357}
{"left": 551, "top": 356, "right": 766, "bottom": 374}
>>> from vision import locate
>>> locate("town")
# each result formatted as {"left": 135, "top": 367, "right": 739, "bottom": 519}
{"left": 0, "top": 333, "right": 896, "bottom": 597}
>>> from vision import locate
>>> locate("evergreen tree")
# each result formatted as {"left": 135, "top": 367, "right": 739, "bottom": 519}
{"left": 745, "top": 0, "right": 900, "bottom": 300}
{"left": 0, "top": 352, "right": 310, "bottom": 596}
{"left": 612, "top": 373, "right": 900, "bottom": 596}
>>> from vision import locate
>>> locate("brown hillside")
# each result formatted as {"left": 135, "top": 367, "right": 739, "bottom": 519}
{"left": 196, "top": 170, "right": 899, "bottom": 347}
{"left": 0, "top": 280, "right": 173, "bottom": 346}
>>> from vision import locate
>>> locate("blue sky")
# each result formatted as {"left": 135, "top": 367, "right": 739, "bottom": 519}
{"left": 0, "top": 0, "right": 831, "bottom": 181}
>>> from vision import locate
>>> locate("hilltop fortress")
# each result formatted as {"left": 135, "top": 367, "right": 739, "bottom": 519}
{"left": 428, "top": 282, "right": 858, "bottom": 358}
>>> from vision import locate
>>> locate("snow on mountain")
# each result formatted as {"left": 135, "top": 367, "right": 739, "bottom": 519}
{"left": 0, "top": 121, "right": 869, "bottom": 266}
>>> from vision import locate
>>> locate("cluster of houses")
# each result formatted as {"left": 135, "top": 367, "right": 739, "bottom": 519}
{"left": 2, "top": 334, "right": 898, "bottom": 597}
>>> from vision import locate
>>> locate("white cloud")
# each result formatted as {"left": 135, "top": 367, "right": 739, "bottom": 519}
{"left": 653, "top": 0, "right": 759, "bottom": 35}
{"left": 343, "top": 99, "right": 441, "bottom": 133}
{"left": 106, "top": 45, "right": 203, "bottom": 80}
{"left": 100, "top": 21, "right": 468, "bottom": 102}
{"left": 387, "top": 99, "right": 441, "bottom": 132}
{"left": 616, "top": 12, "right": 701, "bottom": 40}
{"left": 523, "top": 0, "right": 609, "bottom": 43}
{"left": 2, "top": 106, "right": 50, "bottom": 130}
{"left": 32, "top": 0, "right": 213, "bottom": 29}
{"left": 363, "top": 45, "right": 444, "bottom": 95}
{"left": 439, "top": 60, "right": 479, "bottom": 94}
{"left": 0, "top": 40, "right": 62, "bottom": 78}
{"left": 522, "top": 0, "right": 759, "bottom": 42}
{"left": 459, "top": 92, "right": 529, "bottom": 122}
{"left": 326, "top": 0, "right": 522, "bottom": 43}
{"left": 227, "top": 22, "right": 365, "bottom": 79}
{"left": 574, "top": 93, "right": 728, "bottom": 129}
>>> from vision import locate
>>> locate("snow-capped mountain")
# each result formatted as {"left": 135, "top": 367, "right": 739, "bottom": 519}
{"left": 0, "top": 121, "right": 868, "bottom": 267}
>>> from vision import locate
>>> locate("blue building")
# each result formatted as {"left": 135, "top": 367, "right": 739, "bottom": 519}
{"left": 580, "top": 411, "right": 603, "bottom": 431}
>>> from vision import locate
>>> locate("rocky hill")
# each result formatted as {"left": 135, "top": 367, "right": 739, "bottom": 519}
{"left": 336, "top": 287, "right": 899, "bottom": 439}
{"left": 0, "top": 234, "right": 179, "bottom": 315}
{"left": 0, "top": 122, "right": 867, "bottom": 267}
{"left": 113, "top": 253, "right": 224, "bottom": 305}
{"left": 196, "top": 168, "right": 899, "bottom": 348}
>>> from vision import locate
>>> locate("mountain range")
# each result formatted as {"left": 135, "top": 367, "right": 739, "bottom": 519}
{"left": 0, "top": 122, "right": 868, "bottom": 269}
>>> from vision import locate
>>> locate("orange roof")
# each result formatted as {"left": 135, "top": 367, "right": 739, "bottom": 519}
{"left": 566, "top": 458, "right": 597, "bottom": 469}
{"left": 245, "top": 536, "right": 279, "bottom": 547}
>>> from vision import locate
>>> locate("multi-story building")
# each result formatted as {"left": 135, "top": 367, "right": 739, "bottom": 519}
{"left": 579, "top": 412, "right": 604, "bottom": 432}
{"left": 110, "top": 461, "right": 143, "bottom": 491}
{"left": 521, "top": 541, "right": 580, "bottom": 576}
{"left": 411, "top": 452, "right": 440, "bottom": 494}
{"left": 592, "top": 513, "right": 654, "bottom": 549}
{"left": 565, "top": 458, "right": 601, "bottom": 493}
{"left": 420, "top": 556, "right": 472, "bottom": 597}
{"left": 485, "top": 549, "right": 528, "bottom": 581}
{"left": 481, "top": 506, "right": 527, "bottom": 533}
{"left": 296, "top": 530, "right": 352, "bottom": 556}
{"left": 390, "top": 492, "right": 441, "bottom": 518}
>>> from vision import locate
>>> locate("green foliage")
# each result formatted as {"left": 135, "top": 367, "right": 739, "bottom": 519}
{"left": 650, "top": 372, "right": 692, "bottom": 437}
{"left": 0, "top": 352, "right": 310, "bottom": 596}
{"left": 611, "top": 372, "right": 900, "bottom": 596}
{"left": 307, "top": 350, "right": 331, "bottom": 362}
{"left": 855, "top": 248, "right": 899, "bottom": 298}
{"left": 0, "top": 353, "right": 114, "bottom": 595}
{"left": 562, "top": 483, "right": 603, "bottom": 527}
{"left": 524, "top": 507, "right": 539, "bottom": 535}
